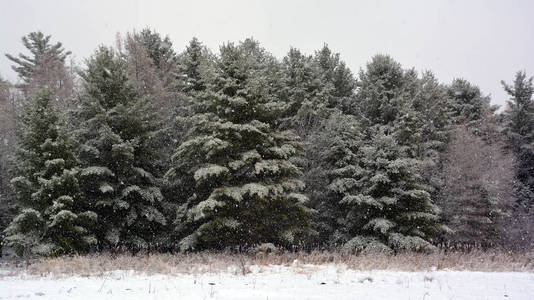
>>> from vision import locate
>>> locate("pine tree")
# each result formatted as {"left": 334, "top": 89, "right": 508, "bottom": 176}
{"left": 305, "top": 112, "right": 363, "bottom": 246}
{"left": 447, "top": 79, "right": 492, "bottom": 127}
{"left": 0, "top": 75, "right": 16, "bottom": 250}
{"left": 501, "top": 71, "right": 534, "bottom": 248}
{"left": 139, "top": 28, "right": 177, "bottom": 77}
{"left": 356, "top": 54, "right": 405, "bottom": 127}
{"left": 76, "top": 47, "right": 166, "bottom": 250}
{"left": 279, "top": 47, "right": 329, "bottom": 136}
{"left": 279, "top": 45, "right": 355, "bottom": 135}
{"left": 313, "top": 45, "right": 356, "bottom": 111}
{"left": 136, "top": 28, "right": 179, "bottom": 110}
{"left": 280, "top": 47, "right": 357, "bottom": 248}
{"left": 337, "top": 126, "right": 444, "bottom": 253}
{"left": 412, "top": 72, "right": 452, "bottom": 155}
{"left": 6, "top": 32, "right": 74, "bottom": 106}
{"left": 4, "top": 90, "right": 97, "bottom": 256}
{"left": 502, "top": 71, "right": 534, "bottom": 197}
{"left": 166, "top": 39, "right": 314, "bottom": 251}
{"left": 178, "top": 37, "right": 211, "bottom": 93}
{"left": 333, "top": 55, "right": 447, "bottom": 253}
{"left": 173, "top": 37, "right": 213, "bottom": 125}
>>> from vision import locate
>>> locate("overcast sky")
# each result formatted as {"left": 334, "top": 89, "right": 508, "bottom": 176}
{"left": 1, "top": 0, "right": 533, "bottom": 108}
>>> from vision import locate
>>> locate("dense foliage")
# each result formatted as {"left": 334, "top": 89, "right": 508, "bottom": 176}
{"left": 1, "top": 30, "right": 532, "bottom": 256}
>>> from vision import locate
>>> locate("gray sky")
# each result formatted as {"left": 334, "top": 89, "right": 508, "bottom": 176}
{"left": 1, "top": 0, "right": 533, "bottom": 108}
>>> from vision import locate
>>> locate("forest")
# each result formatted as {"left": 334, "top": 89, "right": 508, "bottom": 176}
{"left": 0, "top": 29, "right": 533, "bottom": 257}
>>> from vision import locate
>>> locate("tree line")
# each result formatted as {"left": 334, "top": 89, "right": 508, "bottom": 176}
{"left": 0, "top": 30, "right": 532, "bottom": 256}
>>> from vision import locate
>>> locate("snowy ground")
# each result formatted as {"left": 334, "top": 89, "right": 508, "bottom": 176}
{"left": 2, "top": 264, "right": 533, "bottom": 300}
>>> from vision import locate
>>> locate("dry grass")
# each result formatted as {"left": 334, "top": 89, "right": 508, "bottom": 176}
{"left": 1, "top": 250, "right": 533, "bottom": 278}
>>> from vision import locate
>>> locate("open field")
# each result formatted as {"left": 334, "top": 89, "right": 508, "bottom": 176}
{"left": 0, "top": 253, "right": 534, "bottom": 300}
{"left": 1, "top": 251, "right": 534, "bottom": 300}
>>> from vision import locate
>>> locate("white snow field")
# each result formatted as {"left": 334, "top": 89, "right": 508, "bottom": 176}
{"left": 2, "top": 264, "right": 533, "bottom": 300}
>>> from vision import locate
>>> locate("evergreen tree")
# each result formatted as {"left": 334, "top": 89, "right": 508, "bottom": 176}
{"left": 162, "top": 38, "right": 213, "bottom": 239}
{"left": 280, "top": 47, "right": 356, "bottom": 248}
{"left": 333, "top": 55, "right": 447, "bottom": 253}
{"left": 356, "top": 54, "right": 405, "bottom": 127}
{"left": 313, "top": 45, "right": 356, "bottom": 111}
{"left": 305, "top": 112, "right": 362, "bottom": 246}
{"left": 337, "top": 126, "right": 444, "bottom": 253}
{"left": 166, "top": 39, "right": 314, "bottom": 251}
{"left": 404, "top": 72, "right": 455, "bottom": 222}
{"left": 139, "top": 28, "right": 177, "bottom": 76}
{"left": 411, "top": 72, "right": 452, "bottom": 155}
{"left": 447, "top": 79, "right": 492, "bottom": 127}
{"left": 502, "top": 71, "right": 534, "bottom": 198}
{"left": 501, "top": 71, "right": 534, "bottom": 248}
{"left": 279, "top": 47, "right": 329, "bottom": 135}
{"left": 4, "top": 90, "right": 96, "bottom": 256}
{"left": 279, "top": 45, "right": 355, "bottom": 135}
{"left": 6, "top": 32, "right": 75, "bottom": 106}
{"left": 0, "top": 75, "right": 16, "bottom": 250}
{"left": 76, "top": 47, "right": 166, "bottom": 250}
{"left": 178, "top": 37, "right": 211, "bottom": 93}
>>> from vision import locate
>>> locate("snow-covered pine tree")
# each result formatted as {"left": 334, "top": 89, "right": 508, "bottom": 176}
{"left": 278, "top": 46, "right": 357, "bottom": 248}
{"left": 501, "top": 71, "right": 534, "bottom": 201}
{"left": 279, "top": 45, "right": 356, "bottom": 136}
{"left": 0, "top": 75, "right": 15, "bottom": 242}
{"left": 166, "top": 39, "right": 314, "bottom": 251}
{"left": 501, "top": 71, "right": 534, "bottom": 248}
{"left": 356, "top": 55, "right": 406, "bottom": 128}
{"left": 139, "top": 28, "right": 178, "bottom": 78}
{"left": 172, "top": 37, "right": 213, "bottom": 126}
{"left": 119, "top": 29, "right": 179, "bottom": 115}
{"left": 4, "top": 90, "right": 97, "bottom": 256}
{"left": 411, "top": 72, "right": 452, "bottom": 158}
{"left": 279, "top": 47, "right": 329, "bottom": 136}
{"left": 313, "top": 45, "right": 356, "bottom": 112}
{"left": 76, "top": 47, "right": 166, "bottom": 250}
{"left": 305, "top": 112, "right": 363, "bottom": 246}
{"left": 5, "top": 32, "right": 75, "bottom": 108}
{"left": 447, "top": 79, "right": 492, "bottom": 128}
{"left": 178, "top": 37, "right": 212, "bottom": 94}
{"left": 403, "top": 72, "right": 454, "bottom": 220}
{"left": 338, "top": 126, "right": 445, "bottom": 254}
{"left": 335, "top": 55, "right": 446, "bottom": 253}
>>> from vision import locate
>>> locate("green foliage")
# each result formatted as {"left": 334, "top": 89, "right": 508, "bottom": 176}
{"left": 4, "top": 90, "right": 96, "bottom": 256}
{"left": 333, "top": 126, "right": 444, "bottom": 253}
{"left": 501, "top": 71, "right": 534, "bottom": 247}
{"left": 0, "top": 75, "right": 15, "bottom": 240}
{"left": 305, "top": 113, "right": 363, "bottom": 246}
{"left": 279, "top": 45, "right": 355, "bottom": 136}
{"left": 177, "top": 37, "right": 211, "bottom": 93}
{"left": 319, "top": 55, "right": 449, "bottom": 252}
{"left": 139, "top": 28, "right": 177, "bottom": 72}
{"left": 5, "top": 31, "right": 75, "bottom": 105}
{"left": 502, "top": 72, "right": 534, "bottom": 199}
{"left": 2, "top": 34, "right": 526, "bottom": 254}
{"left": 76, "top": 47, "right": 166, "bottom": 250}
{"left": 356, "top": 54, "right": 405, "bottom": 126}
{"left": 5, "top": 32, "right": 71, "bottom": 86}
{"left": 447, "top": 79, "right": 492, "bottom": 127}
{"left": 166, "top": 39, "right": 315, "bottom": 251}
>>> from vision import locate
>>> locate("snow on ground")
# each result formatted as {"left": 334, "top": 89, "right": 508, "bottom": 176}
{"left": 1, "top": 264, "right": 533, "bottom": 300}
